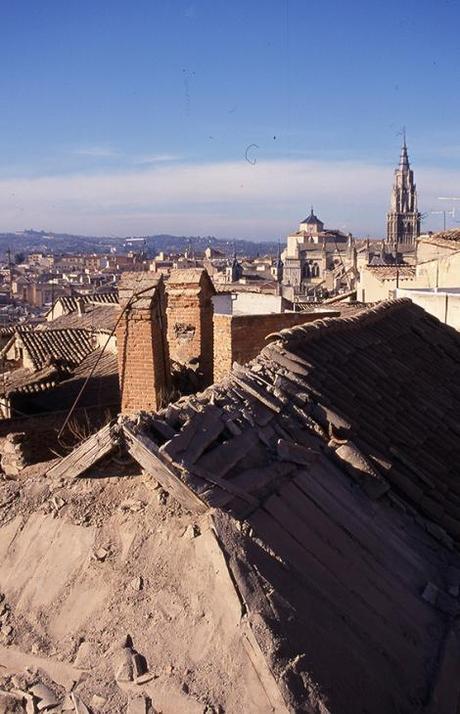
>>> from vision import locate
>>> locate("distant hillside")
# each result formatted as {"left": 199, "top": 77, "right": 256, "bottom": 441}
{"left": 0, "top": 230, "right": 280, "bottom": 259}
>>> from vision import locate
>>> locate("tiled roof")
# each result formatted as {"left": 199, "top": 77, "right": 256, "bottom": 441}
{"left": 54, "top": 298, "right": 460, "bottom": 713}
{"left": 41, "top": 303, "right": 121, "bottom": 333}
{"left": 51, "top": 291, "right": 119, "bottom": 316}
{"left": 130, "top": 299, "right": 460, "bottom": 533}
{"left": 71, "top": 348, "right": 118, "bottom": 380}
{"left": 167, "top": 268, "right": 210, "bottom": 284}
{"left": 0, "top": 349, "right": 118, "bottom": 400}
{"left": 0, "top": 364, "right": 62, "bottom": 396}
{"left": 300, "top": 208, "right": 323, "bottom": 225}
{"left": 0, "top": 324, "right": 34, "bottom": 338}
{"left": 366, "top": 265, "right": 416, "bottom": 280}
{"left": 17, "top": 328, "right": 95, "bottom": 370}
{"left": 420, "top": 228, "right": 460, "bottom": 249}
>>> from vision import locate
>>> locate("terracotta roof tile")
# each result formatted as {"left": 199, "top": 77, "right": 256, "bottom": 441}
{"left": 51, "top": 291, "right": 118, "bottom": 316}
{"left": 419, "top": 228, "right": 460, "bottom": 249}
{"left": 17, "top": 328, "right": 95, "bottom": 370}
{"left": 365, "top": 265, "right": 416, "bottom": 280}
{"left": 41, "top": 303, "right": 120, "bottom": 333}
{"left": 167, "top": 268, "right": 211, "bottom": 284}
{"left": 0, "top": 364, "right": 61, "bottom": 396}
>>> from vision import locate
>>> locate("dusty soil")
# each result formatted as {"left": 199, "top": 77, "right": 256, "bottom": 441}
{"left": 0, "top": 457, "right": 278, "bottom": 713}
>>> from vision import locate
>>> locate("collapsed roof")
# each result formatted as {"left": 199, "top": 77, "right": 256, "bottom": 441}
{"left": 50, "top": 299, "right": 460, "bottom": 713}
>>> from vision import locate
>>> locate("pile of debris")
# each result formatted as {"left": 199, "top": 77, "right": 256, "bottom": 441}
{"left": 0, "top": 433, "right": 30, "bottom": 478}
{"left": 0, "top": 632, "right": 156, "bottom": 713}
{"left": 0, "top": 462, "right": 265, "bottom": 714}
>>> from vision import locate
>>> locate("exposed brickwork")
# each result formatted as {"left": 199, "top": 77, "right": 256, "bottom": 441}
{"left": 0, "top": 405, "right": 118, "bottom": 464}
{"left": 116, "top": 273, "right": 171, "bottom": 414}
{"left": 166, "top": 269, "right": 215, "bottom": 387}
{"left": 213, "top": 311, "right": 339, "bottom": 381}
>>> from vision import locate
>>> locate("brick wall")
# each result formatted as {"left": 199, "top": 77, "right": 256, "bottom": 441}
{"left": 116, "top": 273, "right": 171, "bottom": 414}
{"left": 213, "top": 311, "right": 339, "bottom": 381}
{"left": 0, "top": 404, "right": 117, "bottom": 465}
{"left": 166, "top": 269, "right": 215, "bottom": 387}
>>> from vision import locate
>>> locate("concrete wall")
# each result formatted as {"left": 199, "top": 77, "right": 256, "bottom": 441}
{"left": 416, "top": 250, "right": 460, "bottom": 289}
{"left": 212, "top": 292, "right": 285, "bottom": 316}
{"left": 396, "top": 288, "right": 460, "bottom": 330}
{"left": 358, "top": 268, "right": 417, "bottom": 303}
{"left": 213, "top": 310, "right": 337, "bottom": 381}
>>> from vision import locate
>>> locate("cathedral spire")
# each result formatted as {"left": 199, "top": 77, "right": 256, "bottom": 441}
{"left": 399, "top": 143, "right": 409, "bottom": 170}
{"left": 387, "top": 136, "right": 420, "bottom": 248}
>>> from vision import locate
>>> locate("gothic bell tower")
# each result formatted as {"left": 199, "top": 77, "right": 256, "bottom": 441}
{"left": 386, "top": 134, "right": 420, "bottom": 248}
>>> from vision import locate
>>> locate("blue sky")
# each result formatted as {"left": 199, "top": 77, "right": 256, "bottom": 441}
{"left": 1, "top": 0, "right": 460, "bottom": 239}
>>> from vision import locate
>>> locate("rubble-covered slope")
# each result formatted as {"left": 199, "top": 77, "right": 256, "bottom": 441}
{"left": 0, "top": 463, "right": 284, "bottom": 713}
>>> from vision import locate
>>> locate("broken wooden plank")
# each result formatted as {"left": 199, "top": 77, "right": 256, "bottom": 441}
{"left": 123, "top": 423, "right": 208, "bottom": 514}
{"left": 47, "top": 422, "right": 117, "bottom": 480}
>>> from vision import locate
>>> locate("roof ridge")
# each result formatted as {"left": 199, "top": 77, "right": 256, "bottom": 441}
{"left": 264, "top": 298, "right": 415, "bottom": 345}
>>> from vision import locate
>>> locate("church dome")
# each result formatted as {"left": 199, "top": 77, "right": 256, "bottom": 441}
{"left": 301, "top": 207, "right": 323, "bottom": 226}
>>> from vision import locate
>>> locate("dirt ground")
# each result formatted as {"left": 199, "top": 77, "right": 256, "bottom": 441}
{"left": 0, "top": 457, "right": 282, "bottom": 713}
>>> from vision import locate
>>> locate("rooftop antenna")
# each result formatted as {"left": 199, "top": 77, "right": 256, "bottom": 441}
{"left": 438, "top": 197, "right": 460, "bottom": 221}
{"left": 430, "top": 209, "right": 454, "bottom": 231}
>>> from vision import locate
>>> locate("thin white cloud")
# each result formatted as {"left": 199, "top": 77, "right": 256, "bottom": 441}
{"left": 0, "top": 159, "right": 459, "bottom": 239}
{"left": 134, "top": 154, "right": 184, "bottom": 165}
{"left": 72, "top": 146, "right": 119, "bottom": 158}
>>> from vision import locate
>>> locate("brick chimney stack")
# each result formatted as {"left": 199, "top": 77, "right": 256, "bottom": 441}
{"left": 166, "top": 268, "right": 215, "bottom": 387}
{"left": 116, "top": 272, "right": 171, "bottom": 414}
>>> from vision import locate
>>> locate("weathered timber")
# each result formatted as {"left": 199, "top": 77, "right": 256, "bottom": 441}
{"left": 122, "top": 424, "right": 208, "bottom": 514}
{"left": 230, "top": 461, "right": 296, "bottom": 494}
{"left": 47, "top": 422, "right": 117, "bottom": 480}
{"left": 189, "top": 461, "right": 260, "bottom": 509}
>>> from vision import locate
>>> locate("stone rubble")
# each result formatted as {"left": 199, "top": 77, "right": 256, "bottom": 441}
{"left": 0, "top": 433, "right": 30, "bottom": 478}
